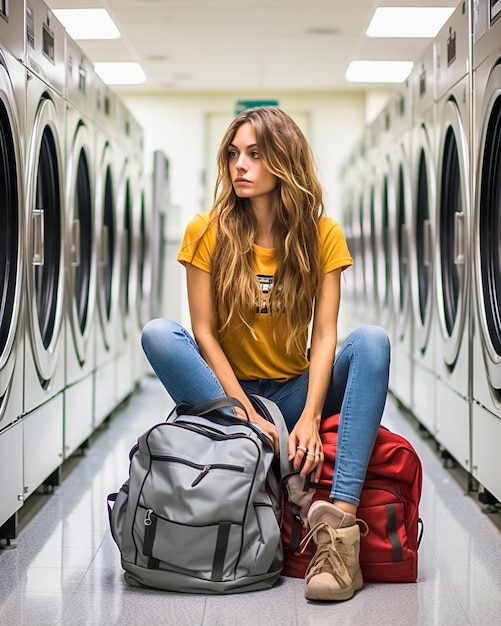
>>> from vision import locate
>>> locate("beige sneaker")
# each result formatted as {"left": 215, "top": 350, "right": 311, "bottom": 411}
{"left": 302, "top": 500, "right": 365, "bottom": 601}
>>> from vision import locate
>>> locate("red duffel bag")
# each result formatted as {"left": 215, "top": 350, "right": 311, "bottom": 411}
{"left": 281, "top": 414, "right": 423, "bottom": 583}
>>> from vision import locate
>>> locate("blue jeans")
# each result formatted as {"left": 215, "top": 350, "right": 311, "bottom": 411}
{"left": 141, "top": 320, "right": 391, "bottom": 506}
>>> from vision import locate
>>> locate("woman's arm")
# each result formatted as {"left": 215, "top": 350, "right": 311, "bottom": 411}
{"left": 185, "top": 263, "right": 279, "bottom": 450}
{"left": 288, "top": 268, "right": 342, "bottom": 480}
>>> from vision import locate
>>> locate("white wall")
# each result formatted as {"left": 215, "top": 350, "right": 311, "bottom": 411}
{"left": 121, "top": 90, "right": 367, "bottom": 326}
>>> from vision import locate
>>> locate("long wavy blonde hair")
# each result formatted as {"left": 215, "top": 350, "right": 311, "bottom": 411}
{"left": 205, "top": 107, "right": 325, "bottom": 354}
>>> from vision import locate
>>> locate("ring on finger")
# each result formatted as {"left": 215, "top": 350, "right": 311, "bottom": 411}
{"left": 306, "top": 451, "right": 316, "bottom": 457}
{"left": 296, "top": 445, "right": 307, "bottom": 453}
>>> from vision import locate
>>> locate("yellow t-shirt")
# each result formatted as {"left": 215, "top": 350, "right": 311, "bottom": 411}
{"left": 178, "top": 211, "right": 353, "bottom": 381}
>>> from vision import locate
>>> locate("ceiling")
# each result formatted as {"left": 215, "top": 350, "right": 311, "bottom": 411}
{"left": 45, "top": 0, "right": 459, "bottom": 93}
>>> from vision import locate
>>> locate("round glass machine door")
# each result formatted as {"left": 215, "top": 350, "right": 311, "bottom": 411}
{"left": 27, "top": 98, "right": 64, "bottom": 384}
{"left": 136, "top": 190, "right": 152, "bottom": 329}
{"left": 36, "top": 133, "right": 61, "bottom": 347}
{"left": 0, "top": 93, "right": 22, "bottom": 418}
{"left": 380, "top": 173, "right": 392, "bottom": 315}
{"left": 369, "top": 182, "right": 378, "bottom": 312}
{"left": 120, "top": 178, "right": 132, "bottom": 332}
{"left": 103, "top": 167, "right": 115, "bottom": 322}
{"left": 74, "top": 148, "right": 92, "bottom": 333}
{"left": 436, "top": 97, "right": 469, "bottom": 367}
{"left": 416, "top": 150, "right": 431, "bottom": 324}
{"left": 96, "top": 148, "right": 117, "bottom": 352}
{"left": 379, "top": 155, "right": 397, "bottom": 327}
{"left": 394, "top": 160, "right": 411, "bottom": 336}
{"left": 476, "top": 85, "right": 501, "bottom": 392}
{"left": 68, "top": 128, "right": 94, "bottom": 364}
{"left": 413, "top": 129, "right": 435, "bottom": 351}
{"left": 358, "top": 189, "right": 367, "bottom": 301}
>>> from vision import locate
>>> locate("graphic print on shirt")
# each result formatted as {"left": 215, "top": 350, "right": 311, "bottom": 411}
{"left": 257, "top": 274, "right": 274, "bottom": 313}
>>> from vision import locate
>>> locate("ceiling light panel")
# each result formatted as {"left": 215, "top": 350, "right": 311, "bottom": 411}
{"left": 345, "top": 61, "right": 413, "bottom": 84}
{"left": 366, "top": 7, "right": 455, "bottom": 38}
{"left": 52, "top": 9, "right": 121, "bottom": 40}
{"left": 94, "top": 62, "right": 146, "bottom": 85}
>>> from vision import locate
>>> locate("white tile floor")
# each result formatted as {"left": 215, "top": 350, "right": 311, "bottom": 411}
{"left": 1, "top": 375, "right": 501, "bottom": 625}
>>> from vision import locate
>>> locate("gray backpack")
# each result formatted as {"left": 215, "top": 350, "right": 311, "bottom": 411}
{"left": 107, "top": 396, "right": 289, "bottom": 593}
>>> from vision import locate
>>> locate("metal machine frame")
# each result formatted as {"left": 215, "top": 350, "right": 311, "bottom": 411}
{"left": 23, "top": 0, "right": 66, "bottom": 499}
{"left": 434, "top": 0, "right": 472, "bottom": 472}
{"left": 0, "top": 2, "right": 26, "bottom": 535}
{"left": 388, "top": 82, "right": 414, "bottom": 412}
{"left": 93, "top": 74, "right": 120, "bottom": 427}
{"left": 63, "top": 33, "right": 97, "bottom": 459}
{"left": 471, "top": 0, "right": 501, "bottom": 502}
{"left": 410, "top": 40, "right": 438, "bottom": 435}
{"left": 114, "top": 101, "right": 140, "bottom": 405}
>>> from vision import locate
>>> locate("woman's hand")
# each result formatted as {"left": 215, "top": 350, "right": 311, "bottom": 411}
{"left": 288, "top": 417, "right": 324, "bottom": 481}
{"left": 236, "top": 406, "right": 280, "bottom": 455}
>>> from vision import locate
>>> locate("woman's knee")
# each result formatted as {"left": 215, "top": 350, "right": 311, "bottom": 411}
{"left": 141, "top": 318, "right": 181, "bottom": 353}
{"left": 350, "top": 325, "right": 391, "bottom": 366}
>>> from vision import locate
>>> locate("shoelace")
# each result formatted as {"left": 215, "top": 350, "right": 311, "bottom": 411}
{"left": 307, "top": 542, "right": 350, "bottom": 578}
{"left": 299, "top": 519, "right": 370, "bottom": 579}
{"left": 300, "top": 518, "right": 369, "bottom": 553}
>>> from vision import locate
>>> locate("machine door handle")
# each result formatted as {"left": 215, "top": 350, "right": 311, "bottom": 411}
{"left": 71, "top": 219, "right": 80, "bottom": 267}
{"left": 423, "top": 218, "right": 432, "bottom": 267}
{"left": 400, "top": 223, "right": 409, "bottom": 264}
{"left": 99, "top": 225, "right": 109, "bottom": 267}
{"left": 454, "top": 211, "right": 465, "bottom": 265}
{"left": 121, "top": 232, "right": 130, "bottom": 268}
{"left": 32, "top": 209, "right": 44, "bottom": 266}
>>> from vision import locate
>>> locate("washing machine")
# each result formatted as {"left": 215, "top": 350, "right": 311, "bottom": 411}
{"left": 351, "top": 135, "right": 369, "bottom": 328}
{"left": 367, "top": 104, "right": 400, "bottom": 384}
{"left": 63, "top": 33, "right": 97, "bottom": 459}
{"left": 133, "top": 176, "right": 155, "bottom": 382}
{"left": 338, "top": 156, "right": 358, "bottom": 339}
{"left": 470, "top": 0, "right": 501, "bottom": 502}
{"left": 410, "top": 40, "right": 438, "bottom": 435}
{"left": 0, "top": 4, "right": 25, "bottom": 433}
{"left": 372, "top": 104, "right": 396, "bottom": 334}
{"left": 0, "top": 2, "right": 26, "bottom": 535}
{"left": 388, "top": 83, "right": 414, "bottom": 412}
{"left": 135, "top": 175, "right": 152, "bottom": 340}
{"left": 130, "top": 117, "right": 153, "bottom": 382}
{"left": 363, "top": 119, "right": 383, "bottom": 326}
{"left": 23, "top": 0, "right": 66, "bottom": 498}
{"left": 114, "top": 100, "right": 139, "bottom": 404}
{"left": 433, "top": 0, "right": 472, "bottom": 473}
{"left": 93, "top": 74, "right": 120, "bottom": 427}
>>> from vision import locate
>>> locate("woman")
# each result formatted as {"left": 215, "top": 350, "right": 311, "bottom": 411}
{"left": 142, "top": 107, "right": 390, "bottom": 602}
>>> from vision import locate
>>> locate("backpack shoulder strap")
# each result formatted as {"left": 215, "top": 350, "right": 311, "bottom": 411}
{"left": 250, "top": 394, "right": 291, "bottom": 476}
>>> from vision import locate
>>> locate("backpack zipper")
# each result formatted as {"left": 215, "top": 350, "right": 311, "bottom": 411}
{"left": 174, "top": 415, "right": 274, "bottom": 451}
{"left": 149, "top": 454, "right": 245, "bottom": 487}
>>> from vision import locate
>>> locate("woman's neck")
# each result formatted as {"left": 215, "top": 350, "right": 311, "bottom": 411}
{"left": 250, "top": 198, "right": 276, "bottom": 248}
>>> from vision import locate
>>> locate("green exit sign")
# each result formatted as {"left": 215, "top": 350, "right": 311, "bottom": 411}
{"left": 235, "top": 99, "right": 279, "bottom": 115}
